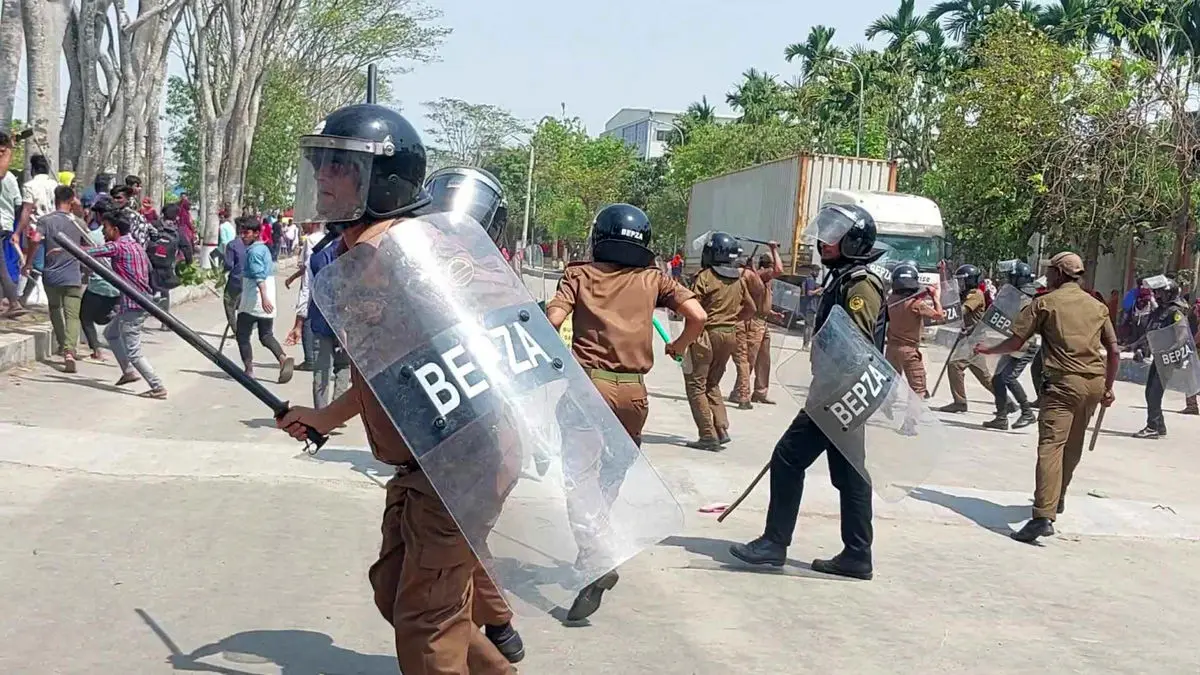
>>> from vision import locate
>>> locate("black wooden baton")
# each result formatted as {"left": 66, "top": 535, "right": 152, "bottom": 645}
{"left": 53, "top": 232, "right": 328, "bottom": 453}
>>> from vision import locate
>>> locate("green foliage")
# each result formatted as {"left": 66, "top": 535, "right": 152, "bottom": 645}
{"left": 176, "top": 262, "right": 223, "bottom": 287}
{"left": 165, "top": 77, "right": 200, "bottom": 197}
{"left": 244, "top": 67, "right": 318, "bottom": 208}
{"left": 8, "top": 120, "right": 25, "bottom": 173}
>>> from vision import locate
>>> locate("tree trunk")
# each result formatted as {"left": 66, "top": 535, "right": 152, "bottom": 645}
{"left": 21, "top": 0, "right": 70, "bottom": 170}
{"left": 1173, "top": 179, "right": 1194, "bottom": 273}
{"left": 144, "top": 63, "right": 167, "bottom": 207}
{"left": 1082, "top": 229, "right": 1101, "bottom": 290}
{"left": 59, "top": 9, "right": 83, "bottom": 171}
{"left": 0, "top": 0, "right": 24, "bottom": 127}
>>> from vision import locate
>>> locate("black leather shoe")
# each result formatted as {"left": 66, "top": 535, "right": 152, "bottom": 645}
{"left": 1011, "top": 517, "right": 1055, "bottom": 543}
{"left": 729, "top": 537, "right": 787, "bottom": 567}
{"left": 1006, "top": 400, "right": 1019, "bottom": 414}
{"left": 485, "top": 622, "right": 525, "bottom": 663}
{"left": 737, "top": 401, "right": 753, "bottom": 410}
{"left": 566, "top": 570, "right": 619, "bottom": 621}
{"left": 937, "top": 401, "right": 968, "bottom": 413}
{"left": 811, "top": 552, "right": 873, "bottom": 580}
{"left": 717, "top": 430, "right": 732, "bottom": 445}
{"left": 751, "top": 395, "right": 777, "bottom": 405}
{"left": 1133, "top": 426, "right": 1164, "bottom": 440}
{"left": 1012, "top": 410, "right": 1037, "bottom": 429}
{"left": 1181, "top": 407, "right": 1199, "bottom": 416}
{"left": 983, "top": 415, "right": 1009, "bottom": 431}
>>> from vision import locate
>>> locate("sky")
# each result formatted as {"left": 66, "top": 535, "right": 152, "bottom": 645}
{"left": 8, "top": 0, "right": 932, "bottom": 141}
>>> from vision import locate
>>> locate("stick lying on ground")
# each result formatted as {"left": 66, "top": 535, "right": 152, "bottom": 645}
{"left": 53, "top": 232, "right": 328, "bottom": 453}
{"left": 717, "top": 460, "right": 771, "bottom": 524}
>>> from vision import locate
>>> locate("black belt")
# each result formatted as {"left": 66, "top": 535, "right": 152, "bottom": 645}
{"left": 394, "top": 459, "right": 422, "bottom": 476}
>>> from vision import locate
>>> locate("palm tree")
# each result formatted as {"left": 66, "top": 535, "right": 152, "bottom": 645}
{"left": 726, "top": 69, "right": 784, "bottom": 124}
{"left": 927, "top": 0, "right": 1019, "bottom": 44}
{"left": 684, "top": 96, "right": 716, "bottom": 125}
{"left": 867, "top": 0, "right": 937, "bottom": 53}
{"left": 785, "top": 25, "right": 844, "bottom": 77}
{"left": 1038, "top": 0, "right": 1104, "bottom": 49}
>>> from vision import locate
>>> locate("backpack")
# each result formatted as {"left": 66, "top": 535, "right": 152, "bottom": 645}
{"left": 148, "top": 228, "right": 182, "bottom": 289}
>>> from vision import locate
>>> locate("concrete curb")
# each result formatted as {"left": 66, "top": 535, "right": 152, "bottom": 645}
{"left": 0, "top": 283, "right": 214, "bottom": 373}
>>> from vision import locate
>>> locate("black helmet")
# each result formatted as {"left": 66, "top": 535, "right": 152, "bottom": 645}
{"left": 591, "top": 203, "right": 654, "bottom": 267}
{"left": 891, "top": 262, "right": 921, "bottom": 293}
{"left": 1144, "top": 274, "right": 1180, "bottom": 304}
{"left": 803, "top": 203, "right": 877, "bottom": 263}
{"left": 954, "top": 264, "right": 982, "bottom": 294}
{"left": 293, "top": 103, "right": 429, "bottom": 226}
{"left": 701, "top": 231, "right": 742, "bottom": 279}
{"left": 1007, "top": 261, "right": 1034, "bottom": 288}
{"left": 425, "top": 167, "right": 508, "bottom": 244}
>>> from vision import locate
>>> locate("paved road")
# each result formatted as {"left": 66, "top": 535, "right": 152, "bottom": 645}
{"left": 3, "top": 274, "right": 1200, "bottom": 674}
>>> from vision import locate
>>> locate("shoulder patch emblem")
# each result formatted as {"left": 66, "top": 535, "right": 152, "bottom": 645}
{"left": 848, "top": 296, "right": 866, "bottom": 312}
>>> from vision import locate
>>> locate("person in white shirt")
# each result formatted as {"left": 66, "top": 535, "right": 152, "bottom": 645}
{"left": 284, "top": 222, "right": 324, "bottom": 370}
{"left": 0, "top": 131, "right": 28, "bottom": 316}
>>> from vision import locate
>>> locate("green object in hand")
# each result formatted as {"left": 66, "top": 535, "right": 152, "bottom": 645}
{"left": 653, "top": 316, "right": 683, "bottom": 363}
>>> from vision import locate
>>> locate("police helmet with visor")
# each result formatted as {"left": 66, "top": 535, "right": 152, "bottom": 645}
{"left": 891, "top": 262, "right": 921, "bottom": 293}
{"left": 802, "top": 203, "right": 877, "bottom": 262}
{"left": 293, "top": 104, "right": 429, "bottom": 226}
{"left": 425, "top": 167, "right": 508, "bottom": 244}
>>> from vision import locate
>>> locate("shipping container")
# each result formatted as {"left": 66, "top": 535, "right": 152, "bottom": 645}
{"left": 684, "top": 153, "right": 898, "bottom": 274}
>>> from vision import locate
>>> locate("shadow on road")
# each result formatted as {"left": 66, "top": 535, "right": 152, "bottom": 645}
{"left": 33, "top": 373, "right": 134, "bottom": 396}
{"left": 641, "top": 431, "right": 691, "bottom": 445}
{"left": 137, "top": 609, "right": 395, "bottom": 675}
{"left": 659, "top": 535, "right": 826, "bottom": 576}
{"left": 907, "top": 487, "right": 1027, "bottom": 536}
{"left": 304, "top": 446, "right": 393, "bottom": 480}
{"left": 647, "top": 390, "right": 690, "bottom": 404}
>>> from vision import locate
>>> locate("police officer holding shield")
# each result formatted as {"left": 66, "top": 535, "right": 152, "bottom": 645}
{"left": 983, "top": 262, "right": 1040, "bottom": 431}
{"left": 1134, "top": 276, "right": 1189, "bottom": 440}
{"left": 976, "top": 252, "right": 1118, "bottom": 543}
{"left": 938, "top": 264, "right": 996, "bottom": 413}
{"left": 545, "top": 203, "right": 706, "bottom": 621}
{"left": 276, "top": 103, "right": 524, "bottom": 672}
{"left": 730, "top": 204, "right": 885, "bottom": 579}
{"left": 885, "top": 262, "right": 943, "bottom": 397}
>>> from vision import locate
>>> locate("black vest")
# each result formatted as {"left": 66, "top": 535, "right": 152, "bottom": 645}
{"left": 815, "top": 263, "right": 887, "bottom": 351}
{"left": 1148, "top": 299, "right": 1190, "bottom": 332}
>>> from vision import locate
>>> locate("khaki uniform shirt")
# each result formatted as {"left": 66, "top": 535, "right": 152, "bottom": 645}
{"left": 1010, "top": 281, "right": 1116, "bottom": 377}
{"left": 886, "top": 291, "right": 938, "bottom": 348}
{"left": 694, "top": 268, "right": 751, "bottom": 328}
{"left": 548, "top": 263, "right": 695, "bottom": 374}
{"left": 962, "top": 288, "right": 986, "bottom": 331}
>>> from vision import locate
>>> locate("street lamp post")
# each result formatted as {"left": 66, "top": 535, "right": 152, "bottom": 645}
{"left": 825, "top": 56, "right": 865, "bottom": 157}
{"left": 521, "top": 142, "right": 534, "bottom": 251}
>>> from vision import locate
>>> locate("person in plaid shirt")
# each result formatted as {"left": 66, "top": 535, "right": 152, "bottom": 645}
{"left": 86, "top": 207, "right": 167, "bottom": 398}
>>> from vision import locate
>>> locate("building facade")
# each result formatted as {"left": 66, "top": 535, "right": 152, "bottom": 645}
{"left": 601, "top": 108, "right": 734, "bottom": 160}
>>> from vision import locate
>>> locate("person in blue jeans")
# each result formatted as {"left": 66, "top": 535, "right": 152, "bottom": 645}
{"left": 286, "top": 238, "right": 348, "bottom": 408}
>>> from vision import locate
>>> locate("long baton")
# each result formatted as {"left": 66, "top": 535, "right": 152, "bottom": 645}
{"left": 53, "top": 232, "right": 328, "bottom": 453}
{"left": 931, "top": 330, "right": 968, "bottom": 399}
{"left": 717, "top": 460, "right": 771, "bottom": 523}
{"left": 1088, "top": 406, "right": 1106, "bottom": 452}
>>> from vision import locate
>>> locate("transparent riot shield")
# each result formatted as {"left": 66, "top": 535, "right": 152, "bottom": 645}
{"left": 772, "top": 279, "right": 805, "bottom": 332}
{"left": 1147, "top": 320, "right": 1200, "bottom": 396}
{"left": 787, "top": 305, "right": 947, "bottom": 502}
{"left": 312, "top": 213, "right": 684, "bottom": 613}
{"left": 932, "top": 279, "right": 962, "bottom": 328}
{"left": 950, "top": 284, "right": 1027, "bottom": 365}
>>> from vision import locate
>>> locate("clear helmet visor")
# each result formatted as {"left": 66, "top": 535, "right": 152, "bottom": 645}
{"left": 801, "top": 206, "right": 860, "bottom": 248}
{"left": 426, "top": 173, "right": 502, "bottom": 230}
{"left": 293, "top": 138, "right": 375, "bottom": 224}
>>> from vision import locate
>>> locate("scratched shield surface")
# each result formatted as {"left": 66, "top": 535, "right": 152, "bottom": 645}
{"left": 1147, "top": 321, "right": 1200, "bottom": 397}
{"left": 775, "top": 306, "right": 948, "bottom": 502}
{"left": 950, "top": 284, "right": 1027, "bottom": 373}
{"left": 311, "top": 213, "right": 684, "bottom": 613}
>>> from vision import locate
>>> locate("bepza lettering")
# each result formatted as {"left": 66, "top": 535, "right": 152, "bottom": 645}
{"left": 620, "top": 228, "right": 644, "bottom": 241}
{"left": 828, "top": 363, "right": 889, "bottom": 427}
{"left": 1162, "top": 344, "right": 1194, "bottom": 366}
{"left": 414, "top": 321, "right": 552, "bottom": 417}
{"left": 987, "top": 312, "right": 1012, "bottom": 332}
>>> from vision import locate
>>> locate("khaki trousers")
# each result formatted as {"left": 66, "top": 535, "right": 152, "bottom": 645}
{"left": 733, "top": 318, "right": 771, "bottom": 401}
{"left": 886, "top": 344, "right": 928, "bottom": 397}
{"left": 1033, "top": 372, "right": 1105, "bottom": 521}
{"left": 947, "top": 357, "right": 993, "bottom": 404}
{"left": 685, "top": 327, "right": 738, "bottom": 439}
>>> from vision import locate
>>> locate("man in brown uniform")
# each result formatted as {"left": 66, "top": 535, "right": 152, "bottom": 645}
{"left": 731, "top": 243, "right": 784, "bottom": 409}
{"left": 977, "top": 252, "right": 1118, "bottom": 544}
{"left": 278, "top": 104, "right": 521, "bottom": 674}
{"left": 546, "top": 203, "right": 705, "bottom": 621}
{"left": 885, "top": 262, "right": 943, "bottom": 397}
{"left": 938, "top": 263, "right": 996, "bottom": 413}
{"left": 685, "top": 231, "right": 754, "bottom": 451}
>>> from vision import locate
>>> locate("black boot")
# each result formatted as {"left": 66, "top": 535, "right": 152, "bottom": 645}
{"left": 982, "top": 415, "right": 1009, "bottom": 431}
{"left": 1012, "top": 406, "right": 1037, "bottom": 429}
{"left": 811, "top": 552, "right": 873, "bottom": 580}
{"left": 1006, "top": 399, "right": 1019, "bottom": 414}
{"left": 1011, "top": 517, "right": 1055, "bottom": 543}
{"left": 737, "top": 401, "right": 753, "bottom": 410}
{"left": 1133, "top": 426, "right": 1164, "bottom": 440}
{"left": 485, "top": 622, "right": 525, "bottom": 663}
{"left": 937, "top": 401, "right": 968, "bottom": 413}
{"left": 729, "top": 536, "right": 787, "bottom": 567}
{"left": 717, "top": 429, "right": 732, "bottom": 445}
{"left": 686, "top": 437, "right": 723, "bottom": 452}
{"left": 566, "top": 570, "right": 619, "bottom": 622}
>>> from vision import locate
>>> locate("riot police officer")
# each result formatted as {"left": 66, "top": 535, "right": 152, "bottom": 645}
{"left": 1134, "top": 277, "right": 1190, "bottom": 439}
{"left": 546, "top": 203, "right": 705, "bottom": 621}
{"left": 885, "top": 261, "right": 943, "bottom": 397}
{"left": 277, "top": 103, "right": 523, "bottom": 672}
{"left": 685, "top": 231, "right": 754, "bottom": 451}
{"left": 984, "top": 261, "right": 1041, "bottom": 430}
{"left": 425, "top": 166, "right": 509, "bottom": 245}
{"left": 938, "top": 264, "right": 997, "bottom": 413}
{"left": 729, "top": 203, "right": 884, "bottom": 580}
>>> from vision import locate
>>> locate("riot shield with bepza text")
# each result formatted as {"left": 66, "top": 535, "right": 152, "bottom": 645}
{"left": 1147, "top": 320, "right": 1200, "bottom": 397}
{"left": 929, "top": 278, "right": 962, "bottom": 328}
{"left": 799, "top": 305, "right": 948, "bottom": 502}
{"left": 950, "top": 283, "right": 1027, "bottom": 365}
{"left": 312, "top": 213, "right": 684, "bottom": 614}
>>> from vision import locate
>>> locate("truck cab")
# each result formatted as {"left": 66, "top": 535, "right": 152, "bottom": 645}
{"left": 819, "top": 189, "right": 946, "bottom": 286}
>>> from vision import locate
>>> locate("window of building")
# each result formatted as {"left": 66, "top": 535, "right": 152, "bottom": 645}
{"left": 655, "top": 129, "right": 673, "bottom": 142}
